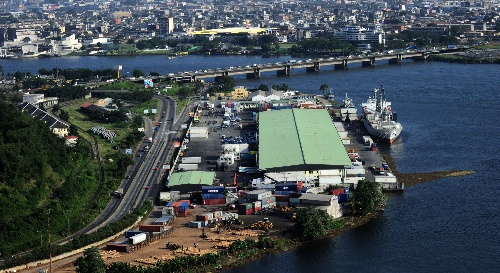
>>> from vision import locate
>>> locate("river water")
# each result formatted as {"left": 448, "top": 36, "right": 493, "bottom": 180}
{"left": 2, "top": 55, "right": 499, "bottom": 272}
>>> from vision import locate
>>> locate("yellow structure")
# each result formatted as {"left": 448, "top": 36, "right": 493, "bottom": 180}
{"left": 230, "top": 86, "right": 249, "bottom": 100}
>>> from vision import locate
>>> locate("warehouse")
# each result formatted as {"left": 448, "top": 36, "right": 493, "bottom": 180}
{"left": 258, "top": 108, "right": 351, "bottom": 184}
{"left": 166, "top": 171, "right": 216, "bottom": 193}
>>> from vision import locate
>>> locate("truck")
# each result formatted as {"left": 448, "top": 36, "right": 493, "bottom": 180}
{"left": 143, "top": 145, "right": 149, "bottom": 152}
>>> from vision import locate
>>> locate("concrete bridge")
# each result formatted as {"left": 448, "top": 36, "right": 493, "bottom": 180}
{"left": 158, "top": 52, "right": 428, "bottom": 83}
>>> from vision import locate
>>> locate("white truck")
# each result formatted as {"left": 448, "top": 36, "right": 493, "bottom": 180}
{"left": 181, "top": 157, "right": 202, "bottom": 164}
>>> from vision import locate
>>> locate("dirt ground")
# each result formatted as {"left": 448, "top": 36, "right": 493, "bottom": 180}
{"left": 19, "top": 205, "right": 294, "bottom": 273}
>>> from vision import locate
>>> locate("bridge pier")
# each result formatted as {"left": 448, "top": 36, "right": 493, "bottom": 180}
{"left": 277, "top": 65, "right": 291, "bottom": 76}
{"left": 306, "top": 62, "right": 320, "bottom": 72}
{"left": 389, "top": 54, "right": 403, "bottom": 64}
{"left": 335, "top": 59, "right": 348, "bottom": 70}
{"left": 362, "top": 57, "right": 376, "bottom": 67}
{"left": 412, "top": 54, "right": 428, "bottom": 62}
{"left": 246, "top": 68, "right": 260, "bottom": 79}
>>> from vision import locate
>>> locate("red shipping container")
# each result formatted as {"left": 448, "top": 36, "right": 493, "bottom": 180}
{"left": 175, "top": 210, "right": 189, "bottom": 217}
{"left": 331, "top": 188, "right": 345, "bottom": 196}
{"left": 254, "top": 206, "right": 262, "bottom": 212}
{"left": 196, "top": 215, "right": 209, "bottom": 221}
{"left": 139, "top": 224, "right": 164, "bottom": 233}
{"left": 202, "top": 198, "right": 226, "bottom": 205}
{"left": 245, "top": 208, "right": 253, "bottom": 215}
{"left": 273, "top": 195, "right": 289, "bottom": 202}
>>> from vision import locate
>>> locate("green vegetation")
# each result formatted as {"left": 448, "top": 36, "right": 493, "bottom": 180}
{"left": 0, "top": 101, "right": 100, "bottom": 256}
{"left": 75, "top": 247, "right": 106, "bottom": 273}
{"left": 294, "top": 207, "right": 345, "bottom": 241}
{"left": 349, "top": 180, "right": 387, "bottom": 215}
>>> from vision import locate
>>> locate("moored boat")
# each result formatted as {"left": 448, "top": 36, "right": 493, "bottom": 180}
{"left": 361, "top": 85, "right": 402, "bottom": 143}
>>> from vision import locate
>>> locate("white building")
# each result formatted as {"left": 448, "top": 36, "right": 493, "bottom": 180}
{"left": 333, "top": 26, "right": 385, "bottom": 48}
{"left": 298, "top": 194, "right": 343, "bottom": 218}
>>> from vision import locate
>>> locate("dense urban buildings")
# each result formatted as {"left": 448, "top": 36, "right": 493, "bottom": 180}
{"left": 0, "top": 0, "right": 499, "bottom": 57}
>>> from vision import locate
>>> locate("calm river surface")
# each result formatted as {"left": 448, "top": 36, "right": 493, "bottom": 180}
{"left": 2, "top": 55, "right": 499, "bottom": 272}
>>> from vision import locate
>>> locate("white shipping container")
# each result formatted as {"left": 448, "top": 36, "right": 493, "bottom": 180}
{"left": 129, "top": 233, "right": 147, "bottom": 245}
{"left": 319, "top": 169, "right": 342, "bottom": 176}
{"left": 178, "top": 163, "right": 198, "bottom": 170}
{"left": 342, "top": 139, "right": 351, "bottom": 145}
{"left": 318, "top": 176, "right": 342, "bottom": 185}
{"left": 345, "top": 168, "right": 365, "bottom": 175}
{"left": 262, "top": 202, "right": 276, "bottom": 209}
{"left": 182, "top": 157, "right": 202, "bottom": 164}
{"left": 190, "top": 127, "right": 208, "bottom": 134}
{"left": 374, "top": 176, "right": 398, "bottom": 183}
{"left": 343, "top": 177, "right": 364, "bottom": 183}
{"left": 190, "top": 133, "right": 208, "bottom": 140}
{"left": 338, "top": 131, "right": 348, "bottom": 139}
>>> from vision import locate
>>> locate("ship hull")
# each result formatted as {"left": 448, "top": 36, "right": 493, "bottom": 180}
{"left": 362, "top": 118, "right": 402, "bottom": 143}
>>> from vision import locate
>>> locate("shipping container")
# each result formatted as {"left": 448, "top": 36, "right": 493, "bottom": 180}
{"left": 262, "top": 202, "right": 276, "bottom": 209}
{"left": 188, "top": 221, "right": 202, "bottom": 228}
{"left": 260, "top": 196, "right": 276, "bottom": 206}
{"left": 275, "top": 183, "right": 298, "bottom": 191}
{"left": 175, "top": 210, "right": 189, "bottom": 217}
{"left": 273, "top": 195, "right": 289, "bottom": 202}
{"left": 139, "top": 224, "right": 164, "bottom": 233}
{"left": 179, "top": 199, "right": 191, "bottom": 206}
{"left": 129, "top": 233, "right": 147, "bottom": 245}
{"left": 289, "top": 192, "right": 301, "bottom": 198}
{"left": 202, "top": 186, "right": 225, "bottom": 194}
{"left": 238, "top": 203, "right": 253, "bottom": 215}
{"left": 181, "top": 157, "right": 202, "bottom": 164}
{"left": 331, "top": 188, "right": 345, "bottom": 196}
{"left": 252, "top": 200, "right": 262, "bottom": 209}
{"left": 274, "top": 190, "right": 293, "bottom": 196}
{"left": 202, "top": 193, "right": 225, "bottom": 200}
{"left": 200, "top": 221, "right": 209, "bottom": 227}
{"left": 213, "top": 211, "right": 223, "bottom": 218}
{"left": 178, "top": 163, "right": 198, "bottom": 171}
{"left": 276, "top": 201, "right": 289, "bottom": 206}
{"left": 107, "top": 243, "right": 131, "bottom": 253}
{"left": 202, "top": 198, "right": 226, "bottom": 205}
{"left": 153, "top": 216, "right": 174, "bottom": 225}
{"left": 196, "top": 215, "right": 209, "bottom": 221}
{"left": 238, "top": 208, "right": 254, "bottom": 215}
{"left": 338, "top": 193, "right": 351, "bottom": 203}
{"left": 225, "top": 187, "right": 237, "bottom": 193}
{"left": 246, "top": 190, "right": 272, "bottom": 201}
{"left": 125, "top": 230, "right": 146, "bottom": 238}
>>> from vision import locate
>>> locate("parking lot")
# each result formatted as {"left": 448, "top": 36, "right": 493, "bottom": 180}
{"left": 178, "top": 105, "right": 260, "bottom": 187}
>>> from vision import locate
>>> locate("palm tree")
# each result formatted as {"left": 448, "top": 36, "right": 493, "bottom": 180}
{"left": 319, "top": 83, "right": 329, "bottom": 96}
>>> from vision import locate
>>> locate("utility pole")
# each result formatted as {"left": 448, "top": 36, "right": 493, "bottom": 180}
{"left": 47, "top": 209, "right": 52, "bottom": 273}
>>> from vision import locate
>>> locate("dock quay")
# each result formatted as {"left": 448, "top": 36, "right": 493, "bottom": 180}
{"left": 331, "top": 112, "right": 404, "bottom": 191}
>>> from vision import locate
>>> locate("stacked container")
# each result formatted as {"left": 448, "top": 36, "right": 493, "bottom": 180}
{"left": 125, "top": 230, "right": 146, "bottom": 238}
{"left": 252, "top": 200, "right": 262, "bottom": 212}
{"left": 261, "top": 196, "right": 277, "bottom": 209}
{"left": 274, "top": 195, "right": 290, "bottom": 206}
{"left": 129, "top": 233, "right": 147, "bottom": 245}
{"left": 246, "top": 190, "right": 272, "bottom": 201}
{"left": 202, "top": 186, "right": 226, "bottom": 205}
{"left": 238, "top": 203, "right": 253, "bottom": 215}
{"left": 169, "top": 201, "right": 189, "bottom": 217}
{"left": 139, "top": 224, "right": 164, "bottom": 233}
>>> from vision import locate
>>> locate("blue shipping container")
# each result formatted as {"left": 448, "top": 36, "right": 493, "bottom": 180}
{"left": 338, "top": 193, "right": 351, "bottom": 203}
{"left": 125, "top": 231, "right": 146, "bottom": 238}
{"left": 202, "top": 186, "right": 225, "bottom": 194}
{"left": 166, "top": 202, "right": 174, "bottom": 207}
{"left": 301, "top": 186, "right": 308, "bottom": 193}
{"left": 202, "top": 193, "right": 225, "bottom": 200}
{"left": 181, "top": 201, "right": 189, "bottom": 207}
{"left": 274, "top": 190, "right": 293, "bottom": 196}
{"left": 275, "top": 184, "right": 298, "bottom": 191}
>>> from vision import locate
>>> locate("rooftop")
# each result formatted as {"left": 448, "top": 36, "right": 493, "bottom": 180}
{"left": 168, "top": 171, "right": 216, "bottom": 188}
{"left": 258, "top": 108, "right": 351, "bottom": 172}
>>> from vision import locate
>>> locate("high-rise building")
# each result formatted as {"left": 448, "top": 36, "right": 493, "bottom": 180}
{"left": 158, "top": 17, "right": 174, "bottom": 36}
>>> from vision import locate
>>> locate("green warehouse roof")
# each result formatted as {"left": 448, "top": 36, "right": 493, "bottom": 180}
{"left": 167, "top": 171, "right": 215, "bottom": 193}
{"left": 258, "top": 108, "right": 351, "bottom": 172}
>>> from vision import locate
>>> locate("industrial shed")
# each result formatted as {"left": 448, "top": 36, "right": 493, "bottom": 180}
{"left": 258, "top": 108, "right": 351, "bottom": 172}
{"left": 298, "top": 194, "right": 343, "bottom": 218}
{"left": 167, "top": 171, "right": 215, "bottom": 193}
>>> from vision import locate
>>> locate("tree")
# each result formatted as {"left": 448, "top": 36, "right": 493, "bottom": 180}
{"left": 52, "top": 104, "right": 61, "bottom": 114}
{"left": 59, "top": 109, "right": 69, "bottom": 121}
{"left": 319, "top": 83, "right": 329, "bottom": 95}
{"left": 214, "top": 75, "right": 236, "bottom": 93}
{"left": 149, "top": 71, "right": 160, "bottom": 76}
{"left": 294, "top": 207, "right": 340, "bottom": 241}
{"left": 74, "top": 247, "right": 106, "bottom": 273}
{"left": 349, "top": 180, "right": 387, "bottom": 216}
{"left": 257, "top": 84, "right": 269, "bottom": 91}
{"left": 69, "top": 124, "right": 79, "bottom": 136}
{"left": 132, "top": 69, "right": 145, "bottom": 78}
